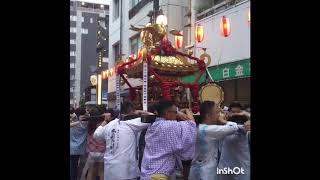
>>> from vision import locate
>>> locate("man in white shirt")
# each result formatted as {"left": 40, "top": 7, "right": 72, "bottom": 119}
{"left": 217, "top": 102, "right": 251, "bottom": 180}
{"left": 94, "top": 101, "right": 152, "bottom": 180}
{"left": 189, "top": 101, "right": 244, "bottom": 180}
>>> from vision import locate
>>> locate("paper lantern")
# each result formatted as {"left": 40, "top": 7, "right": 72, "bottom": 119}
{"left": 110, "top": 68, "right": 114, "bottom": 76}
{"left": 125, "top": 59, "right": 129, "bottom": 69}
{"left": 196, "top": 25, "right": 204, "bottom": 43}
{"left": 102, "top": 71, "right": 106, "bottom": 79}
{"left": 175, "top": 31, "right": 183, "bottom": 49}
{"left": 156, "top": 15, "right": 168, "bottom": 26}
{"left": 90, "top": 75, "right": 97, "bottom": 86}
{"left": 220, "top": 16, "right": 231, "bottom": 37}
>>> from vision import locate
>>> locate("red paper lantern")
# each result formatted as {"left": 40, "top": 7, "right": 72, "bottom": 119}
{"left": 125, "top": 59, "right": 129, "bottom": 69}
{"left": 110, "top": 68, "right": 114, "bottom": 76}
{"left": 102, "top": 71, "right": 106, "bottom": 79}
{"left": 106, "top": 69, "right": 110, "bottom": 77}
{"left": 196, "top": 25, "right": 204, "bottom": 43}
{"left": 220, "top": 16, "right": 231, "bottom": 37}
{"left": 175, "top": 31, "right": 183, "bottom": 49}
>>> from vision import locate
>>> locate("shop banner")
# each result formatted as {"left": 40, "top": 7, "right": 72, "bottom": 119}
{"left": 181, "top": 59, "right": 250, "bottom": 83}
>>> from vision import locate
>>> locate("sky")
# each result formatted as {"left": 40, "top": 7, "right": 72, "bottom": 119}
{"left": 73, "top": 0, "right": 110, "bottom": 5}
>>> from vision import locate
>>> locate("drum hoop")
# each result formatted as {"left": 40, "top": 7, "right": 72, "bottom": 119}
{"left": 199, "top": 83, "right": 224, "bottom": 104}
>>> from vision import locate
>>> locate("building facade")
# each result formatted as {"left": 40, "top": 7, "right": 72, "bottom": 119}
{"left": 70, "top": 0, "right": 109, "bottom": 107}
{"left": 182, "top": 0, "right": 250, "bottom": 106}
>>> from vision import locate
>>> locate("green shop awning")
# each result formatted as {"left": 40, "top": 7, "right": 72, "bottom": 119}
{"left": 180, "top": 59, "right": 250, "bottom": 83}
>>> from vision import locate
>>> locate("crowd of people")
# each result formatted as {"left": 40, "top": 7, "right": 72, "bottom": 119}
{"left": 70, "top": 100, "right": 251, "bottom": 180}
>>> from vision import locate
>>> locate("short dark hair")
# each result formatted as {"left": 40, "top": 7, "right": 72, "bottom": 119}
{"left": 121, "top": 101, "right": 135, "bottom": 114}
{"left": 148, "top": 103, "right": 159, "bottom": 114}
{"left": 85, "top": 104, "right": 96, "bottom": 114}
{"left": 229, "top": 101, "right": 243, "bottom": 110}
{"left": 87, "top": 106, "right": 104, "bottom": 135}
{"left": 87, "top": 105, "right": 101, "bottom": 116}
{"left": 97, "top": 104, "right": 106, "bottom": 114}
{"left": 74, "top": 107, "right": 86, "bottom": 117}
{"left": 157, "top": 100, "right": 175, "bottom": 116}
{"left": 70, "top": 107, "right": 75, "bottom": 114}
{"left": 106, "top": 108, "right": 117, "bottom": 120}
{"left": 199, "top": 101, "right": 216, "bottom": 123}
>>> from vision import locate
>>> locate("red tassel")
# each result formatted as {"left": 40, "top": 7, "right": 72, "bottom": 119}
{"left": 191, "top": 83, "right": 200, "bottom": 113}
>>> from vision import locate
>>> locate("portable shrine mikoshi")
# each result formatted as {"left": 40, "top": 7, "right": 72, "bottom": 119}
{"left": 114, "top": 22, "right": 224, "bottom": 113}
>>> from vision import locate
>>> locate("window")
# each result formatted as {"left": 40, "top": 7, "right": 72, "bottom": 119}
{"left": 196, "top": 0, "right": 238, "bottom": 20}
{"left": 91, "top": 88, "right": 96, "bottom": 101}
{"left": 90, "top": 18, "right": 93, "bottom": 23}
{"left": 81, "top": 16, "right": 84, "bottom": 22}
{"left": 70, "top": 15, "right": 77, "bottom": 21}
{"left": 129, "top": 0, "right": 152, "bottom": 19}
{"left": 81, "top": 28, "right": 88, "bottom": 34}
{"left": 70, "top": 51, "right": 75, "bottom": 56}
{"left": 102, "top": 57, "right": 108, "bottom": 63}
{"left": 105, "top": 15, "right": 109, "bottom": 27}
{"left": 113, "top": 0, "right": 120, "bottom": 20}
{"left": 70, "top": 27, "right": 76, "bottom": 33}
{"left": 113, "top": 43, "right": 120, "bottom": 62}
{"left": 130, "top": 36, "right": 139, "bottom": 55}
{"left": 91, "top": 95, "right": 96, "bottom": 101}
{"left": 70, "top": 87, "right": 75, "bottom": 92}
{"left": 105, "top": 49, "right": 109, "bottom": 58}
{"left": 131, "top": 0, "right": 140, "bottom": 8}
{"left": 70, "top": 39, "right": 76, "bottom": 44}
{"left": 70, "top": 63, "right": 75, "bottom": 68}
{"left": 214, "top": 0, "right": 225, "bottom": 5}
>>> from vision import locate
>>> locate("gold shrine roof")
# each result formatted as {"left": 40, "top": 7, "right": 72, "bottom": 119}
{"left": 124, "top": 55, "right": 199, "bottom": 78}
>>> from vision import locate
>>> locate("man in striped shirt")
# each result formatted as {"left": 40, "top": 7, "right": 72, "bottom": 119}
{"left": 140, "top": 100, "right": 197, "bottom": 180}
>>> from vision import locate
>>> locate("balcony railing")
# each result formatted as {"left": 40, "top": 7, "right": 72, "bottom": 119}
{"left": 196, "top": 0, "right": 248, "bottom": 21}
{"left": 70, "top": 6, "right": 108, "bottom": 15}
{"left": 129, "top": 0, "right": 152, "bottom": 20}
